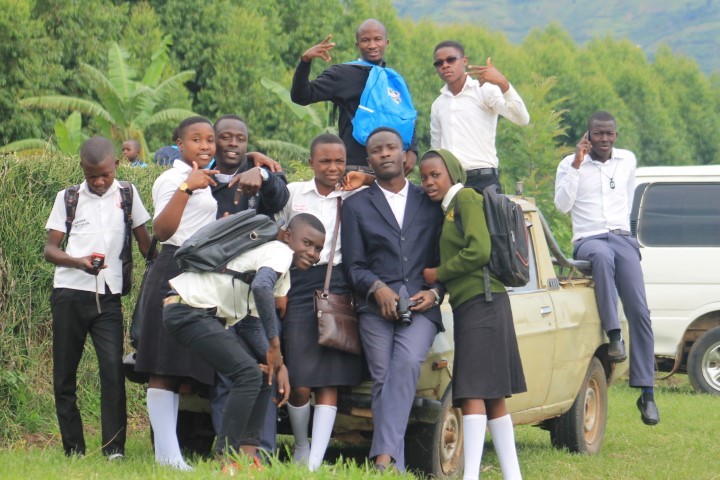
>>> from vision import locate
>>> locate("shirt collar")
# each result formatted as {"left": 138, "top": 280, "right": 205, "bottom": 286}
{"left": 173, "top": 159, "right": 192, "bottom": 172}
{"left": 377, "top": 179, "right": 409, "bottom": 199}
{"left": 441, "top": 183, "right": 464, "bottom": 213}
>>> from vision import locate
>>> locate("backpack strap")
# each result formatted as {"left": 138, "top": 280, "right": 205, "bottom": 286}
{"left": 118, "top": 181, "right": 134, "bottom": 260}
{"left": 62, "top": 184, "right": 81, "bottom": 249}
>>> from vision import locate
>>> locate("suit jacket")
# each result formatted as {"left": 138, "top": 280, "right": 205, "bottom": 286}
{"left": 342, "top": 181, "right": 445, "bottom": 330}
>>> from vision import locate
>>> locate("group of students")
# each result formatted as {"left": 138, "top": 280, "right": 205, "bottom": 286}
{"left": 43, "top": 15, "right": 658, "bottom": 480}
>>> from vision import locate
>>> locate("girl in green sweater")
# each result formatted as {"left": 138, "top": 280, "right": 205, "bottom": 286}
{"left": 420, "top": 149, "right": 526, "bottom": 480}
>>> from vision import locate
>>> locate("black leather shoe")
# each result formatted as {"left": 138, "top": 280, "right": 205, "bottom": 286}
{"left": 607, "top": 339, "right": 627, "bottom": 363}
{"left": 637, "top": 395, "right": 660, "bottom": 425}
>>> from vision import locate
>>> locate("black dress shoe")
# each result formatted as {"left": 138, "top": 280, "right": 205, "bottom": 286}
{"left": 637, "top": 395, "right": 660, "bottom": 425}
{"left": 607, "top": 339, "right": 627, "bottom": 363}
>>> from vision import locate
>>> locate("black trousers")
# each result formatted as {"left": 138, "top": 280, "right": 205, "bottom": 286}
{"left": 464, "top": 171, "right": 502, "bottom": 192}
{"left": 163, "top": 303, "right": 270, "bottom": 455}
{"left": 51, "top": 288, "right": 126, "bottom": 456}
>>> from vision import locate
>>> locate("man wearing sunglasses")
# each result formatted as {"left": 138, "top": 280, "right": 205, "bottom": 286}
{"left": 430, "top": 41, "right": 529, "bottom": 191}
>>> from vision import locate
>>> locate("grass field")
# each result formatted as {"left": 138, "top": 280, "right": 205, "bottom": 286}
{"left": 1, "top": 376, "right": 718, "bottom": 479}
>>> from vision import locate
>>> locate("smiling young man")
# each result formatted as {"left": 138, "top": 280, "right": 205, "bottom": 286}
{"left": 555, "top": 111, "right": 659, "bottom": 426}
{"left": 290, "top": 19, "right": 418, "bottom": 173}
{"left": 430, "top": 40, "right": 529, "bottom": 191}
{"left": 44, "top": 136, "right": 152, "bottom": 460}
{"left": 341, "top": 127, "right": 445, "bottom": 472}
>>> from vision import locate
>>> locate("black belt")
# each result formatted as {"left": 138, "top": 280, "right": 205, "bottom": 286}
{"left": 609, "top": 229, "right": 631, "bottom": 236}
{"left": 466, "top": 167, "right": 498, "bottom": 177}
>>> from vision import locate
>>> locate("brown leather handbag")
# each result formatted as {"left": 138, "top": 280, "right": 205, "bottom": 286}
{"left": 315, "top": 197, "right": 361, "bottom": 355}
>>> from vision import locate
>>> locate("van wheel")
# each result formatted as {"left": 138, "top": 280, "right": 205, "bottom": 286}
{"left": 687, "top": 326, "right": 720, "bottom": 396}
{"left": 549, "top": 357, "right": 607, "bottom": 454}
{"left": 405, "top": 387, "right": 463, "bottom": 478}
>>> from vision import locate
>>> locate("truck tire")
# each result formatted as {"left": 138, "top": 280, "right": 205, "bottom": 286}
{"left": 549, "top": 357, "right": 607, "bottom": 454}
{"left": 405, "top": 386, "right": 463, "bottom": 478}
{"left": 687, "top": 326, "right": 720, "bottom": 396}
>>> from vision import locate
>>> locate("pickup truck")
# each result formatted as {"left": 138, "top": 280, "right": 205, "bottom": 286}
{"left": 328, "top": 195, "right": 629, "bottom": 478}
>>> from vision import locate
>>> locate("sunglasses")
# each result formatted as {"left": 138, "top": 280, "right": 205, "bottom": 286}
{"left": 433, "top": 55, "right": 462, "bottom": 68}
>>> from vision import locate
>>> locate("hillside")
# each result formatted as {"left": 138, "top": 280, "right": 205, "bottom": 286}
{"left": 394, "top": 0, "right": 720, "bottom": 75}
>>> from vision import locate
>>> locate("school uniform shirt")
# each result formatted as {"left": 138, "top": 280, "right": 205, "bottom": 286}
{"left": 152, "top": 159, "right": 217, "bottom": 246}
{"left": 275, "top": 180, "right": 362, "bottom": 266}
{"left": 169, "top": 241, "right": 292, "bottom": 326}
{"left": 430, "top": 76, "right": 529, "bottom": 170}
{"left": 46, "top": 180, "right": 151, "bottom": 294}
{"left": 554, "top": 148, "right": 637, "bottom": 242}
{"left": 377, "top": 179, "right": 410, "bottom": 229}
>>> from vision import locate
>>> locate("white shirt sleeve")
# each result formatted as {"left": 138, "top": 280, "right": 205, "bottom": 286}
{"left": 555, "top": 155, "right": 581, "bottom": 214}
{"left": 484, "top": 83, "right": 530, "bottom": 126}
{"left": 130, "top": 184, "right": 151, "bottom": 228}
{"left": 430, "top": 100, "right": 441, "bottom": 149}
{"left": 45, "top": 190, "right": 68, "bottom": 232}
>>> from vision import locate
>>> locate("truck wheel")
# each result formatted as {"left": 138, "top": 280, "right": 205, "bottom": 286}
{"left": 687, "top": 326, "right": 720, "bottom": 395}
{"left": 405, "top": 387, "right": 463, "bottom": 478}
{"left": 549, "top": 357, "right": 607, "bottom": 454}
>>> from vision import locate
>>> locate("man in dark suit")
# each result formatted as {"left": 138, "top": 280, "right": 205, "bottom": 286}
{"left": 342, "top": 127, "right": 445, "bottom": 472}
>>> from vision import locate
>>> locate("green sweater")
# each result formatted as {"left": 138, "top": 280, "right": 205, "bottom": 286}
{"left": 436, "top": 188, "right": 505, "bottom": 309}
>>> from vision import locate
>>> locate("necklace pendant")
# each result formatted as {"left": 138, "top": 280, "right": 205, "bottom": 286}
{"left": 610, "top": 179, "right": 616, "bottom": 189}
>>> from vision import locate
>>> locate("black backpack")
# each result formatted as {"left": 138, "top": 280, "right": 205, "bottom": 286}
{"left": 174, "top": 209, "right": 279, "bottom": 281}
{"left": 64, "top": 181, "right": 134, "bottom": 296}
{"left": 454, "top": 184, "right": 530, "bottom": 301}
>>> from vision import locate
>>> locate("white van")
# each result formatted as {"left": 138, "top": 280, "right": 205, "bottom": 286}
{"left": 631, "top": 165, "right": 720, "bottom": 395}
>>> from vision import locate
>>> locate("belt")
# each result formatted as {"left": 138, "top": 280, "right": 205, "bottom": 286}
{"left": 609, "top": 229, "right": 631, "bottom": 236}
{"left": 466, "top": 167, "right": 498, "bottom": 177}
{"left": 345, "top": 165, "right": 375, "bottom": 175}
{"left": 163, "top": 294, "right": 188, "bottom": 307}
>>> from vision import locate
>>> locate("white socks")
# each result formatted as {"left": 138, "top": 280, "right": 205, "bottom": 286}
{"left": 462, "top": 414, "right": 487, "bottom": 480}
{"left": 308, "top": 404, "right": 337, "bottom": 471}
{"left": 488, "top": 414, "right": 522, "bottom": 480}
{"left": 146, "top": 388, "right": 192, "bottom": 471}
{"left": 288, "top": 402, "right": 311, "bottom": 465}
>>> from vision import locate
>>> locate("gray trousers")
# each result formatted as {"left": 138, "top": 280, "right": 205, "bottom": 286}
{"left": 574, "top": 232, "right": 655, "bottom": 387}
{"left": 359, "top": 311, "right": 437, "bottom": 472}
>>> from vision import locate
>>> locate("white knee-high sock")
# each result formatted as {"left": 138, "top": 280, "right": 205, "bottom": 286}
{"left": 488, "top": 414, "right": 521, "bottom": 480}
{"left": 462, "top": 414, "right": 487, "bottom": 480}
{"left": 308, "top": 404, "right": 337, "bottom": 471}
{"left": 172, "top": 392, "right": 179, "bottom": 424}
{"left": 146, "top": 388, "right": 191, "bottom": 471}
{"left": 287, "top": 401, "right": 311, "bottom": 465}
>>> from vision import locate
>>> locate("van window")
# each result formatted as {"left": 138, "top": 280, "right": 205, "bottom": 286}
{"left": 638, "top": 183, "right": 720, "bottom": 247}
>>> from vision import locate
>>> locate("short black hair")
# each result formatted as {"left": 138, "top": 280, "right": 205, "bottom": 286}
{"left": 214, "top": 114, "right": 246, "bottom": 132}
{"left": 588, "top": 111, "right": 616, "bottom": 130}
{"left": 366, "top": 126, "right": 403, "bottom": 146}
{"left": 287, "top": 213, "right": 325, "bottom": 236}
{"left": 310, "top": 133, "right": 345, "bottom": 158}
{"left": 80, "top": 136, "right": 115, "bottom": 165}
{"left": 123, "top": 139, "right": 140, "bottom": 149}
{"left": 171, "top": 126, "right": 180, "bottom": 142}
{"left": 177, "top": 116, "right": 212, "bottom": 139}
{"left": 434, "top": 40, "right": 464, "bottom": 56}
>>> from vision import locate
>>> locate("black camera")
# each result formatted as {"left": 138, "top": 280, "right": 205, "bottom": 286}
{"left": 397, "top": 286, "right": 417, "bottom": 327}
{"left": 90, "top": 252, "right": 105, "bottom": 271}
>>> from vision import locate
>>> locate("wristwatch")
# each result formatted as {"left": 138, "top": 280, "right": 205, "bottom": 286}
{"left": 178, "top": 182, "right": 193, "bottom": 195}
{"left": 257, "top": 167, "right": 269, "bottom": 183}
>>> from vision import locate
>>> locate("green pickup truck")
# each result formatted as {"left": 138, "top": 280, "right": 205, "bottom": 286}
{"left": 328, "top": 196, "right": 629, "bottom": 478}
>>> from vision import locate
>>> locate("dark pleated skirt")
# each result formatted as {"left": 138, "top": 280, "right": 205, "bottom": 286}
{"left": 451, "top": 292, "right": 527, "bottom": 406}
{"left": 282, "top": 264, "right": 362, "bottom": 388}
{"left": 134, "top": 245, "right": 215, "bottom": 385}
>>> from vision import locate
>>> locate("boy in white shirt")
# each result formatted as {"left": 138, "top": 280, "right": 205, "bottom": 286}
{"left": 44, "top": 136, "right": 152, "bottom": 458}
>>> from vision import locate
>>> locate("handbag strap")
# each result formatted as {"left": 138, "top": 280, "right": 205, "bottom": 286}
{"left": 322, "top": 197, "right": 342, "bottom": 295}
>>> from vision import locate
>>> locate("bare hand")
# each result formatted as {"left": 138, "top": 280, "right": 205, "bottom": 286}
{"left": 573, "top": 132, "right": 591, "bottom": 169}
{"left": 410, "top": 290, "right": 436, "bottom": 313}
{"left": 78, "top": 256, "right": 107, "bottom": 275}
{"left": 230, "top": 168, "right": 263, "bottom": 203}
{"left": 274, "top": 365, "right": 291, "bottom": 407}
{"left": 404, "top": 150, "right": 417, "bottom": 176}
{"left": 301, "top": 34, "right": 335, "bottom": 63}
{"left": 265, "top": 344, "right": 283, "bottom": 385}
{"left": 185, "top": 161, "right": 219, "bottom": 190}
{"left": 247, "top": 152, "right": 283, "bottom": 172}
{"left": 374, "top": 286, "right": 399, "bottom": 321}
{"left": 423, "top": 268, "right": 438, "bottom": 285}
{"left": 467, "top": 57, "right": 509, "bottom": 93}
{"left": 340, "top": 171, "right": 371, "bottom": 191}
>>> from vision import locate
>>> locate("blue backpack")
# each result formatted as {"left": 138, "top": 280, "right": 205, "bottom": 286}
{"left": 348, "top": 60, "right": 417, "bottom": 150}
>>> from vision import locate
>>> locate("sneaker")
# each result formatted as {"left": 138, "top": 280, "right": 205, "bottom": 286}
{"left": 107, "top": 453, "right": 124, "bottom": 461}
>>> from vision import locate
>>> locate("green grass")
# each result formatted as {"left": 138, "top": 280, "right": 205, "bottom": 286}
{"left": 1, "top": 376, "right": 718, "bottom": 479}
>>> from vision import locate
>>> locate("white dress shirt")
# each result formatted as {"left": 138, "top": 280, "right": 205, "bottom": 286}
{"left": 46, "top": 180, "right": 151, "bottom": 294}
{"left": 555, "top": 148, "right": 637, "bottom": 242}
{"left": 377, "top": 179, "right": 410, "bottom": 229}
{"left": 430, "top": 75, "right": 530, "bottom": 170}
{"left": 152, "top": 159, "right": 217, "bottom": 246}
{"left": 275, "top": 180, "right": 362, "bottom": 266}
{"left": 169, "top": 241, "right": 292, "bottom": 326}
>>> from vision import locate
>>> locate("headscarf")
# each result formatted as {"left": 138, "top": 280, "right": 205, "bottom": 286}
{"left": 420, "top": 148, "right": 466, "bottom": 185}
